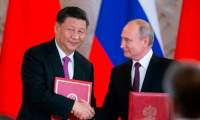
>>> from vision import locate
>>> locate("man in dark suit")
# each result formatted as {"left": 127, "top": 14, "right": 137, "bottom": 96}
{"left": 17, "top": 7, "right": 95, "bottom": 120}
{"left": 102, "top": 19, "right": 173, "bottom": 120}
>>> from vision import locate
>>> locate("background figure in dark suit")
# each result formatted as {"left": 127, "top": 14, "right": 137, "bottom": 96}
{"left": 102, "top": 19, "right": 174, "bottom": 120}
{"left": 164, "top": 61, "right": 200, "bottom": 119}
{"left": 17, "top": 6, "right": 95, "bottom": 120}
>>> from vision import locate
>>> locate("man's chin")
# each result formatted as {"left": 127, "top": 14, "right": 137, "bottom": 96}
{"left": 68, "top": 46, "right": 79, "bottom": 51}
{"left": 123, "top": 52, "right": 129, "bottom": 57}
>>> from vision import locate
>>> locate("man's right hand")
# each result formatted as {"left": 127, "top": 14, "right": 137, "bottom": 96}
{"left": 71, "top": 100, "right": 95, "bottom": 120}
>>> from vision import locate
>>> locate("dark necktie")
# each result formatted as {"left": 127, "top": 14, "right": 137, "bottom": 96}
{"left": 132, "top": 62, "right": 141, "bottom": 92}
{"left": 63, "top": 56, "right": 71, "bottom": 79}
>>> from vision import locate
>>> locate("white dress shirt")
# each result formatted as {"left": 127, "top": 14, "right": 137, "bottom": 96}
{"left": 55, "top": 40, "right": 74, "bottom": 79}
{"left": 131, "top": 49, "right": 153, "bottom": 91}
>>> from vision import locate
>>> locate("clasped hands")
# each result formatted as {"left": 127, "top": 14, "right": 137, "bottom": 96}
{"left": 71, "top": 99, "right": 95, "bottom": 120}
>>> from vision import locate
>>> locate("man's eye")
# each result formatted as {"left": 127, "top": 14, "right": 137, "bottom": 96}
{"left": 125, "top": 38, "right": 131, "bottom": 42}
{"left": 67, "top": 28, "right": 74, "bottom": 31}
{"left": 78, "top": 30, "right": 85, "bottom": 34}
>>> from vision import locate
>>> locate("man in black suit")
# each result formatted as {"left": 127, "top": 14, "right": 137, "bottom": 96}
{"left": 17, "top": 7, "right": 95, "bottom": 120}
{"left": 102, "top": 19, "right": 173, "bottom": 120}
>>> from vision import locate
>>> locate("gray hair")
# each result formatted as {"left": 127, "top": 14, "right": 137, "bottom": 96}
{"left": 130, "top": 19, "right": 154, "bottom": 47}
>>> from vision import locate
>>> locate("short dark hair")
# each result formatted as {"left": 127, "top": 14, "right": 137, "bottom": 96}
{"left": 56, "top": 6, "right": 89, "bottom": 27}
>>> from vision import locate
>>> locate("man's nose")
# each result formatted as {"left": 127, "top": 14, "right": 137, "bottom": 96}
{"left": 71, "top": 32, "right": 79, "bottom": 39}
{"left": 120, "top": 40, "right": 125, "bottom": 48}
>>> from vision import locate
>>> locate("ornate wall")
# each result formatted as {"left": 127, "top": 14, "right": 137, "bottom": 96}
{"left": 156, "top": 0, "right": 182, "bottom": 57}
{"left": 0, "top": 0, "right": 8, "bottom": 54}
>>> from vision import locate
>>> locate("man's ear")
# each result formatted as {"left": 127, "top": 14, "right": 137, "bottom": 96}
{"left": 54, "top": 23, "right": 60, "bottom": 34}
{"left": 143, "top": 37, "right": 150, "bottom": 47}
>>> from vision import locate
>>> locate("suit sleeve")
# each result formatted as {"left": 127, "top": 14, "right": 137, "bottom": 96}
{"left": 89, "top": 64, "right": 97, "bottom": 108}
{"left": 22, "top": 49, "right": 74, "bottom": 119}
{"left": 102, "top": 68, "right": 119, "bottom": 120}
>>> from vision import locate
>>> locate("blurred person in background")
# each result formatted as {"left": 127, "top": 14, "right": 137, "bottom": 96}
{"left": 164, "top": 61, "right": 200, "bottom": 120}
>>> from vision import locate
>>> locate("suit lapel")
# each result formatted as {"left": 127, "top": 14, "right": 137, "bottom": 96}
{"left": 128, "top": 61, "right": 133, "bottom": 90}
{"left": 47, "top": 39, "right": 64, "bottom": 78}
{"left": 73, "top": 51, "right": 84, "bottom": 80}
{"left": 122, "top": 60, "right": 133, "bottom": 91}
{"left": 47, "top": 42, "right": 85, "bottom": 80}
{"left": 141, "top": 54, "right": 159, "bottom": 91}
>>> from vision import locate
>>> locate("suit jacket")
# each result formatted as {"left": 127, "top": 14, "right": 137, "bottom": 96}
{"left": 102, "top": 54, "right": 174, "bottom": 120}
{"left": 17, "top": 39, "right": 96, "bottom": 120}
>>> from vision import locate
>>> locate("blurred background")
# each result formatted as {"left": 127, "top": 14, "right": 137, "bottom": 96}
{"left": 0, "top": 0, "right": 182, "bottom": 58}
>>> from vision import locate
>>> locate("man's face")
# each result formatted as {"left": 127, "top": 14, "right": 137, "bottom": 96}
{"left": 55, "top": 17, "right": 87, "bottom": 54}
{"left": 121, "top": 23, "right": 148, "bottom": 60}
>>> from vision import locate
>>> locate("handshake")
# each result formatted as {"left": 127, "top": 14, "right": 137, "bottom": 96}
{"left": 71, "top": 99, "right": 95, "bottom": 120}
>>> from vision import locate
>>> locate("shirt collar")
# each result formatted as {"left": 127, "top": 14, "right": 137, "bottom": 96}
{"left": 55, "top": 40, "right": 74, "bottom": 61}
{"left": 132, "top": 49, "right": 153, "bottom": 69}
